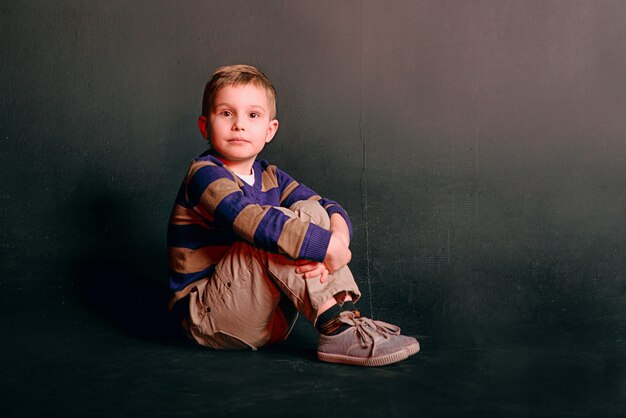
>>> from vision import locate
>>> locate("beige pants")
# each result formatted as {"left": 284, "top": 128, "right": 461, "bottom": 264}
{"left": 183, "top": 201, "right": 361, "bottom": 350}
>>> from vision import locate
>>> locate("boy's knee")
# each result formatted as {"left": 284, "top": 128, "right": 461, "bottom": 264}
{"left": 288, "top": 200, "right": 330, "bottom": 229}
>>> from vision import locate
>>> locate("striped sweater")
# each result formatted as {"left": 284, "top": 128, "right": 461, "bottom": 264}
{"left": 167, "top": 150, "right": 352, "bottom": 303}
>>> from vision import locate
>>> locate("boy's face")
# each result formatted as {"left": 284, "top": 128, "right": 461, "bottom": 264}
{"left": 198, "top": 83, "right": 279, "bottom": 174}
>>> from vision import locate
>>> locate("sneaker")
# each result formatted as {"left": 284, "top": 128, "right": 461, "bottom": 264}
{"left": 370, "top": 318, "right": 420, "bottom": 356}
{"left": 317, "top": 311, "right": 410, "bottom": 366}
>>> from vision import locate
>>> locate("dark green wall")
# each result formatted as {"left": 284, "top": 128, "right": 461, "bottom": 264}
{"left": 2, "top": 0, "right": 625, "bottom": 345}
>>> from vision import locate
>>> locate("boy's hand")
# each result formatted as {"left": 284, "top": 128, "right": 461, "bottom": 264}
{"left": 294, "top": 214, "right": 352, "bottom": 283}
{"left": 295, "top": 260, "right": 330, "bottom": 283}
{"left": 323, "top": 233, "right": 352, "bottom": 274}
{"left": 329, "top": 213, "right": 350, "bottom": 247}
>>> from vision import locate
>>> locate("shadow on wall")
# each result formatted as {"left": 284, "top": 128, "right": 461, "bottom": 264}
{"left": 69, "top": 184, "right": 185, "bottom": 345}
{"left": 65, "top": 179, "right": 321, "bottom": 353}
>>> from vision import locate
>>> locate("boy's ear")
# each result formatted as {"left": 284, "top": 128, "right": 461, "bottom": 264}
{"left": 265, "top": 119, "right": 279, "bottom": 143}
{"left": 198, "top": 116, "right": 209, "bottom": 140}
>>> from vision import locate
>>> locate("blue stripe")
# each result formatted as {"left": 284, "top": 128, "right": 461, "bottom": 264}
{"left": 325, "top": 204, "right": 353, "bottom": 239}
{"left": 258, "top": 160, "right": 270, "bottom": 171}
{"left": 253, "top": 161, "right": 264, "bottom": 186}
{"left": 174, "top": 183, "right": 189, "bottom": 208}
{"left": 188, "top": 165, "right": 234, "bottom": 208}
{"left": 167, "top": 224, "right": 235, "bottom": 249}
{"left": 214, "top": 191, "right": 249, "bottom": 224}
{"left": 283, "top": 184, "right": 317, "bottom": 208}
{"left": 196, "top": 150, "right": 217, "bottom": 162}
{"left": 253, "top": 207, "right": 289, "bottom": 253}
{"left": 298, "top": 223, "right": 331, "bottom": 261}
{"left": 169, "top": 264, "right": 216, "bottom": 292}
{"left": 276, "top": 168, "right": 296, "bottom": 193}
{"left": 257, "top": 188, "right": 281, "bottom": 206}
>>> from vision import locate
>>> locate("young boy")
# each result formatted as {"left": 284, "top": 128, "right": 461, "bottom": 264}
{"left": 168, "top": 64, "right": 419, "bottom": 366}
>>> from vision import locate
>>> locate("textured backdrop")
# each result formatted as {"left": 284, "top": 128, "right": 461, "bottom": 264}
{"left": 2, "top": 0, "right": 625, "bottom": 348}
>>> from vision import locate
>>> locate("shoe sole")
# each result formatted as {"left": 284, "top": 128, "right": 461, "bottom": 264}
{"left": 317, "top": 348, "right": 409, "bottom": 367}
{"left": 405, "top": 341, "right": 420, "bottom": 356}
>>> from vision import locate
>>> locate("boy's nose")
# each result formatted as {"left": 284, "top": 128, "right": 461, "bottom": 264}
{"left": 232, "top": 117, "right": 245, "bottom": 131}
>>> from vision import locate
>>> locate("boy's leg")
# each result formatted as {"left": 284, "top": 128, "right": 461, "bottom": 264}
{"left": 185, "top": 200, "right": 360, "bottom": 350}
{"left": 185, "top": 240, "right": 289, "bottom": 350}
{"left": 267, "top": 202, "right": 420, "bottom": 365}
{"left": 185, "top": 200, "right": 419, "bottom": 364}
{"left": 267, "top": 200, "right": 361, "bottom": 325}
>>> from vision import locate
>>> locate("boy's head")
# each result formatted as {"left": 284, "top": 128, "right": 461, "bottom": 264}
{"left": 197, "top": 64, "right": 280, "bottom": 174}
{"left": 201, "top": 64, "right": 277, "bottom": 120}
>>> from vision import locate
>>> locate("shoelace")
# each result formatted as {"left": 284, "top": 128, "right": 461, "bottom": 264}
{"left": 341, "top": 312, "right": 397, "bottom": 349}
{"left": 372, "top": 319, "right": 401, "bottom": 337}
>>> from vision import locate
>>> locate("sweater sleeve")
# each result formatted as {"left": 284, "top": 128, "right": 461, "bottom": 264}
{"left": 276, "top": 167, "right": 354, "bottom": 240}
{"left": 186, "top": 162, "right": 331, "bottom": 261}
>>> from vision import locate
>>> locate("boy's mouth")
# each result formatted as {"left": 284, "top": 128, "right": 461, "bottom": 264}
{"left": 229, "top": 137, "right": 249, "bottom": 144}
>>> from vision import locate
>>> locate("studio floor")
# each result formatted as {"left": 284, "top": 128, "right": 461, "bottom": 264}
{"left": 2, "top": 269, "right": 625, "bottom": 418}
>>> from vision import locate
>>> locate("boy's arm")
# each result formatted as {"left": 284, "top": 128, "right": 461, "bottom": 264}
{"left": 329, "top": 213, "right": 350, "bottom": 247}
{"left": 297, "top": 230, "right": 351, "bottom": 281}
{"left": 324, "top": 231, "right": 352, "bottom": 273}
{"left": 277, "top": 167, "right": 353, "bottom": 274}
{"left": 321, "top": 213, "right": 352, "bottom": 272}
{"left": 278, "top": 168, "right": 354, "bottom": 241}
{"left": 187, "top": 162, "right": 330, "bottom": 262}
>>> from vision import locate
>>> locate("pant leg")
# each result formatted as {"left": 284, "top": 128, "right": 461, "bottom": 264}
{"left": 270, "top": 200, "right": 361, "bottom": 325}
{"left": 186, "top": 241, "right": 287, "bottom": 350}
{"left": 186, "top": 200, "right": 361, "bottom": 350}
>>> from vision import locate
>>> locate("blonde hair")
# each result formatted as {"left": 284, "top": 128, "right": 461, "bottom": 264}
{"left": 201, "top": 64, "right": 277, "bottom": 119}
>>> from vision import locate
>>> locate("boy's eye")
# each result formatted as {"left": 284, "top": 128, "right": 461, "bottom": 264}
{"left": 249, "top": 112, "right": 260, "bottom": 119}
{"left": 220, "top": 110, "right": 232, "bottom": 117}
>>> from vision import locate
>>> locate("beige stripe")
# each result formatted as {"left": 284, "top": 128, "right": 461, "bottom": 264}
{"left": 276, "top": 217, "right": 308, "bottom": 259}
{"left": 187, "top": 161, "right": 221, "bottom": 181}
{"left": 185, "top": 161, "right": 239, "bottom": 221}
{"left": 280, "top": 180, "right": 299, "bottom": 205}
{"left": 232, "top": 204, "right": 268, "bottom": 243}
{"left": 193, "top": 177, "right": 240, "bottom": 220}
{"left": 260, "top": 166, "right": 278, "bottom": 192}
{"left": 170, "top": 203, "right": 212, "bottom": 225}
{"left": 169, "top": 245, "right": 230, "bottom": 274}
{"left": 186, "top": 161, "right": 237, "bottom": 204}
